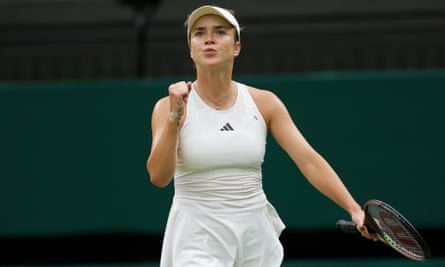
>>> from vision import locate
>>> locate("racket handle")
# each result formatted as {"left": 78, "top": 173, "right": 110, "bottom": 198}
{"left": 336, "top": 219, "right": 359, "bottom": 234}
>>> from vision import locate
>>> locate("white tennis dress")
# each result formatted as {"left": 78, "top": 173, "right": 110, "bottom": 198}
{"left": 160, "top": 82, "right": 285, "bottom": 267}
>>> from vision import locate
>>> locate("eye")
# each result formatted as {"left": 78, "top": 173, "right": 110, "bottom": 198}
{"left": 193, "top": 31, "right": 204, "bottom": 37}
{"left": 216, "top": 30, "right": 226, "bottom": 35}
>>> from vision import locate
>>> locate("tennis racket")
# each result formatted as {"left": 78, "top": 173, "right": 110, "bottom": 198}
{"left": 336, "top": 199, "right": 430, "bottom": 261}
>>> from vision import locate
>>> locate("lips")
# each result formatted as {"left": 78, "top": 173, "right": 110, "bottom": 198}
{"left": 203, "top": 48, "right": 216, "bottom": 54}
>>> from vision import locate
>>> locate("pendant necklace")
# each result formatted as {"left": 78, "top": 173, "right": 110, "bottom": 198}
{"left": 198, "top": 83, "right": 233, "bottom": 110}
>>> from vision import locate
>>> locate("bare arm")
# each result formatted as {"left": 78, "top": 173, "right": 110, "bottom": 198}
{"left": 146, "top": 81, "right": 191, "bottom": 187}
{"left": 251, "top": 88, "right": 374, "bottom": 239}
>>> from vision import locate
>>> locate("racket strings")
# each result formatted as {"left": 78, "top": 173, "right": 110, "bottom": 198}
{"left": 367, "top": 205, "right": 427, "bottom": 259}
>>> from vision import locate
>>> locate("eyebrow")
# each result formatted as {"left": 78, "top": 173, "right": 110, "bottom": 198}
{"left": 192, "top": 25, "right": 232, "bottom": 32}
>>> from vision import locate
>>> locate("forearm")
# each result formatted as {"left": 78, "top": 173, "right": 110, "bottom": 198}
{"left": 301, "top": 153, "right": 361, "bottom": 216}
{"left": 147, "top": 119, "right": 179, "bottom": 187}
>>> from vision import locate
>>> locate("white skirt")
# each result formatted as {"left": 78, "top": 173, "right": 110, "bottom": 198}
{"left": 159, "top": 197, "right": 285, "bottom": 267}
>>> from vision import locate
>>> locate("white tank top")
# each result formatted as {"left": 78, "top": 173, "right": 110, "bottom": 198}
{"left": 174, "top": 82, "right": 268, "bottom": 209}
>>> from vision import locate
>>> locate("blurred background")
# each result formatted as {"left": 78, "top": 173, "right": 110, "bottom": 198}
{"left": 1, "top": 0, "right": 444, "bottom": 266}
{"left": 2, "top": 0, "right": 445, "bottom": 80}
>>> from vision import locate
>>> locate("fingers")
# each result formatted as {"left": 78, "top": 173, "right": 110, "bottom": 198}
{"left": 352, "top": 209, "right": 379, "bottom": 241}
{"left": 186, "top": 81, "right": 193, "bottom": 91}
{"left": 358, "top": 224, "right": 379, "bottom": 241}
{"left": 168, "top": 81, "right": 192, "bottom": 115}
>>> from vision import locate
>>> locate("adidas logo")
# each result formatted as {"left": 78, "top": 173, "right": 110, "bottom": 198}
{"left": 220, "top": 122, "right": 234, "bottom": 131}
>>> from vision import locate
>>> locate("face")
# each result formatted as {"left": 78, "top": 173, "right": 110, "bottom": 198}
{"left": 189, "top": 15, "right": 241, "bottom": 69}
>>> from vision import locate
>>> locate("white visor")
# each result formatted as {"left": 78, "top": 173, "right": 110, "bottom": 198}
{"left": 186, "top": 5, "right": 241, "bottom": 44}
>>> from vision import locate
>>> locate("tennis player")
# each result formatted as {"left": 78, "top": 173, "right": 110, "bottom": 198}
{"left": 147, "top": 5, "right": 375, "bottom": 267}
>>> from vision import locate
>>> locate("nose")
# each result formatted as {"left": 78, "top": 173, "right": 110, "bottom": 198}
{"left": 205, "top": 32, "right": 215, "bottom": 44}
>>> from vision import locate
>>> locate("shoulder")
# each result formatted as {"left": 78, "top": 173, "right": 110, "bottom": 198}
{"left": 152, "top": 96, "right": 169, "bottom": 113}
{"left": 242, "top": 84, "right": 288, "bottom": 125}
{"left": 150, "top": 96, "right": 170, "bottom": 125}
{"left": 244, "top": 84, "right": 280, "bottom": 105}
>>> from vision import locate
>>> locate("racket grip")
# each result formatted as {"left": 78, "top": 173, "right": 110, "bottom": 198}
{"left": 336, "top": 219, "right": 359, "bottom": 234}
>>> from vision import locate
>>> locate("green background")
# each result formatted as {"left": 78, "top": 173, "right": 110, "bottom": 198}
{"left": 1, "top": 70, "right": 444, "bottom": 237}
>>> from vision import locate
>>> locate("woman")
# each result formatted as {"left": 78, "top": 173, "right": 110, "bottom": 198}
{"left": 147, "top": 5, "right": 375, "bottom": 267}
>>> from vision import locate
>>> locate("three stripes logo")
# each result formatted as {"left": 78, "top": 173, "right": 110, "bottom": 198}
{"left": 220, "top": 122, "right": 234, "bottom": 131}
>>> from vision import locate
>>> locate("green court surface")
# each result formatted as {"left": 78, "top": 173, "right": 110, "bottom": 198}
{"left": 8, "top": 258, "right": 445, "bottom": 267}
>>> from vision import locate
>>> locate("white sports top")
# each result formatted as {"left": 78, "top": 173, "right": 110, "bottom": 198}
{"left": 174, "top": 82, "right": 268, "bottom": 210}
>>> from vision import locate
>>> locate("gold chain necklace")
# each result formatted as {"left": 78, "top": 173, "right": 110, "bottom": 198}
{"left": 198, "top": 83, "right": 233, "bottom": 110}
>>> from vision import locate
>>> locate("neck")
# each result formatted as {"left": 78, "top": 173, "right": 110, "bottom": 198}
{"left": 195, "top": 68, "right": 233, "bottom": 97}
{"left": 194, "top": 71, "right": 235, "bottom": 110}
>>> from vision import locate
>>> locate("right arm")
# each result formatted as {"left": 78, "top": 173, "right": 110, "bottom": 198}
{"left": 146, "top": 81, "right": 191, "bottom": 187}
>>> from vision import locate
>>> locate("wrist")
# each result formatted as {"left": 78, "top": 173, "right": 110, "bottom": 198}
{"left": 168, "top": 112, "right": 181, "bottom": 120}
{"left": 348, "top": 202, "right": 363, "bottom": 216}
{"left": 168, "top": 112, "right": 182, "bottom": 126}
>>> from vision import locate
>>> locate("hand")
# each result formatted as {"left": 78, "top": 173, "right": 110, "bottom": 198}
{"left": 168, "top": 81, "right": 192, "bottom": 118}
{"left": 351, "top": 209, "right": 379, "bottom": 241}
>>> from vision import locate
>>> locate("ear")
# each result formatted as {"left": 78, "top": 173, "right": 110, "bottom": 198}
{"left": 234, "top": 41, "right": 241, "bottom": 57}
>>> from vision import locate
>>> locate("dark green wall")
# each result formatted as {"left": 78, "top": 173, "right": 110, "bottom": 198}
{"left": 1, "top": 70, "right": 444, "bottom": 237}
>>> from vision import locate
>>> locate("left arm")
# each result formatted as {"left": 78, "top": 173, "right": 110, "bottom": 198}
{"left": 251, "top": 87, "right": 373, "bottom": 239}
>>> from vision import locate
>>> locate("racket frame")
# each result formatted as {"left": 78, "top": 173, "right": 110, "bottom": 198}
{"left": 363, "top": 199, "right": 430, "bottom": 261}
{"left": 336, "top": 199, "right": 431, "bottom": 261}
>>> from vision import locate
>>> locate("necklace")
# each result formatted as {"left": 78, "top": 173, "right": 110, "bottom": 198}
{"left": 197, "top": 83, "right": 233, "bottom": 110}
